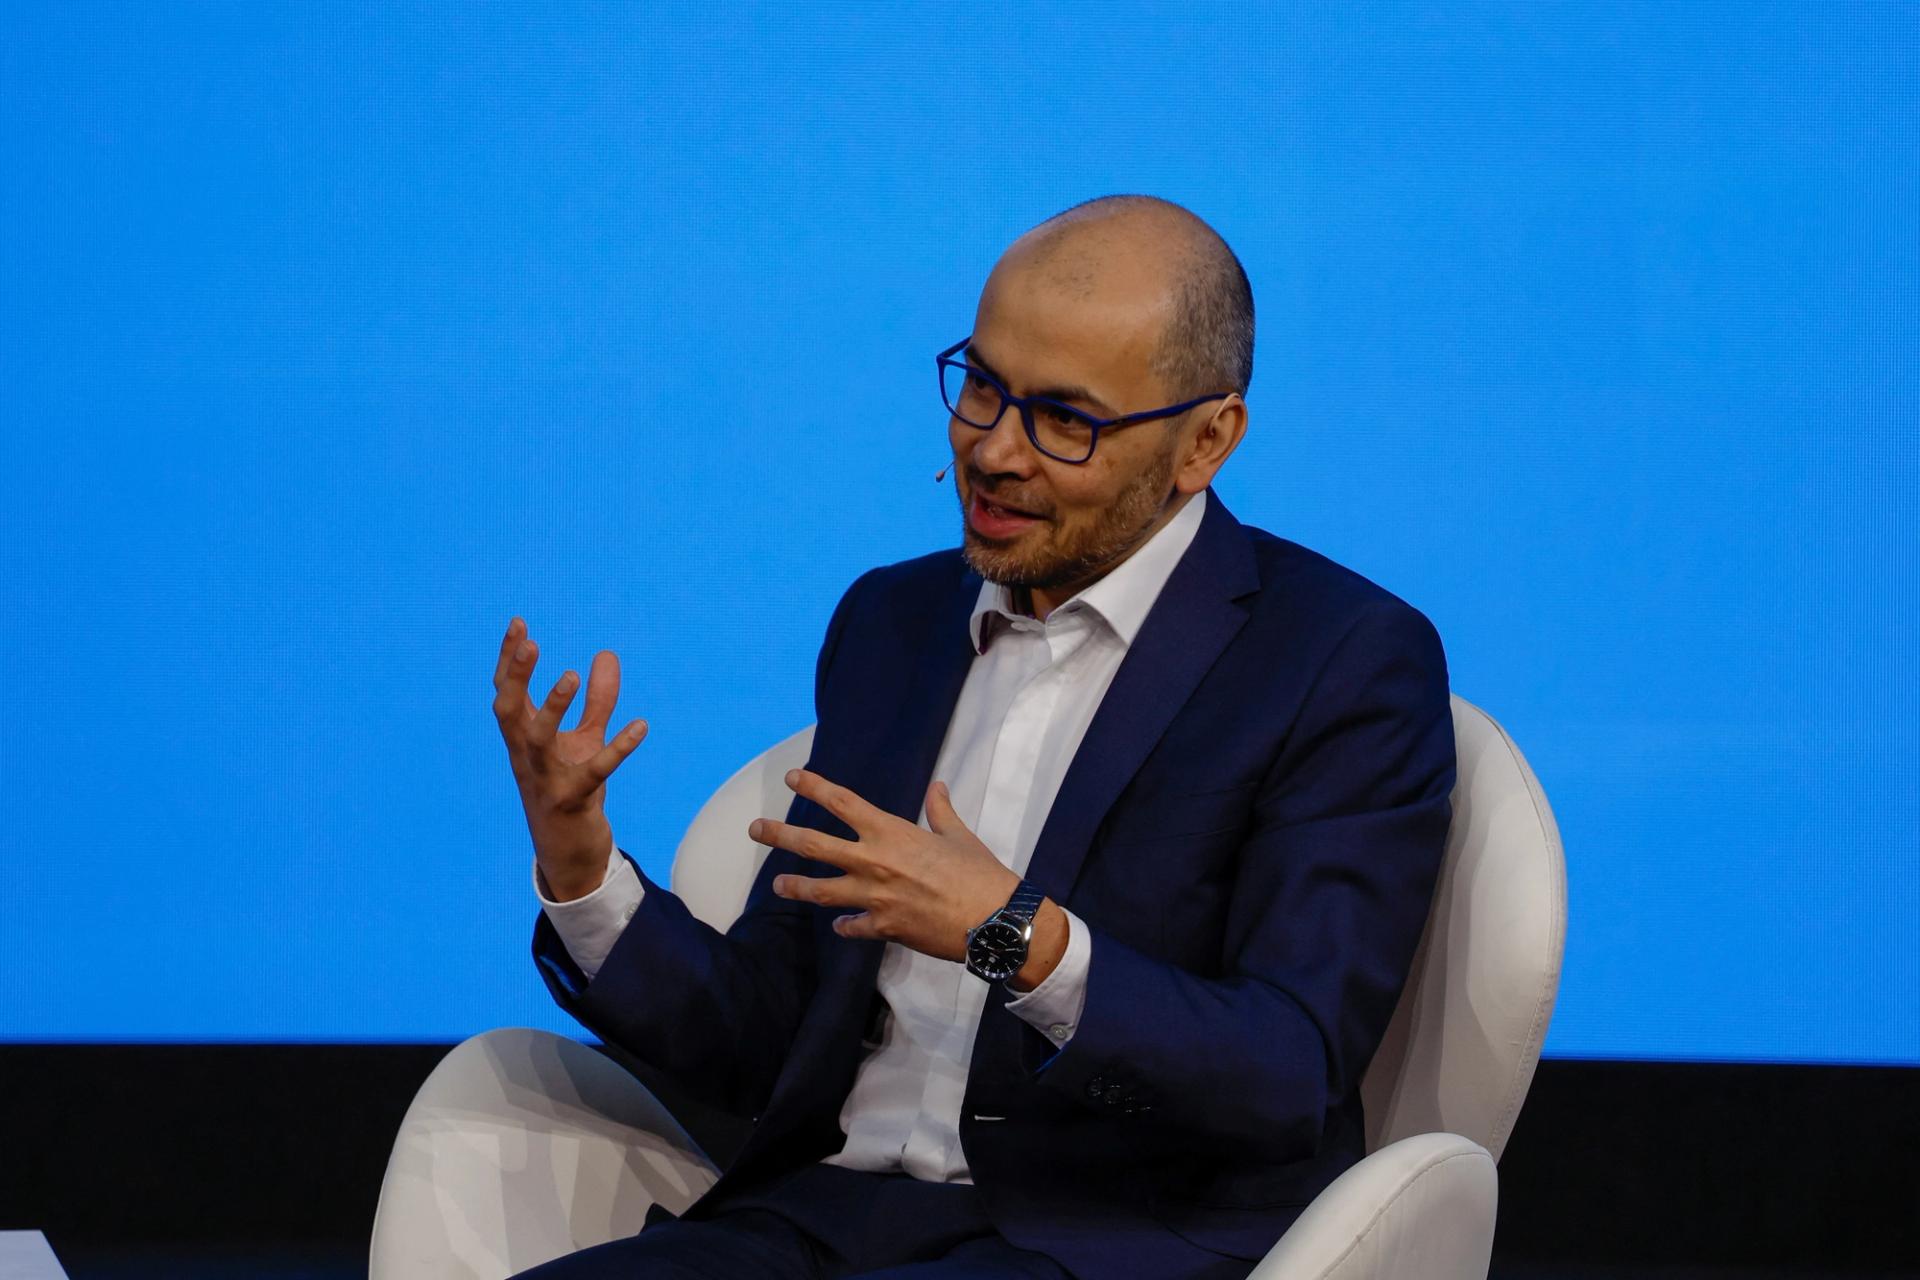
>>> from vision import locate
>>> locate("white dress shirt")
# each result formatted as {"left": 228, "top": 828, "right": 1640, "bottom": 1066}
{"left": 537, "top": 488, "right": 1209, "bottom": 1184}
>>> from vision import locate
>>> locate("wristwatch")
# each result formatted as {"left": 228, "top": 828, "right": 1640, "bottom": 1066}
{"left": 964, "top": 878, "right": 1046, "bottom": 983}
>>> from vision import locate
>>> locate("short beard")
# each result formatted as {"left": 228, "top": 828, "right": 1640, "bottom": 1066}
{"left": 959, "top": 436, "right": 1180, "bottom": 599}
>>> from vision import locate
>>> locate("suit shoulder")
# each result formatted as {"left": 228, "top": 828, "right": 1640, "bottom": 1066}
{"left": 835, "top": 546, "right": 971, "bottom": 614}
{"left": 1239, "top": 524, "right": 1444, "bottom": 649}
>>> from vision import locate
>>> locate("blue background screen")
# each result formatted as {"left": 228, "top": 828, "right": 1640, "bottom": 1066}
{"left": 3, "top": 3, "right": 1914, "bottom": 1061}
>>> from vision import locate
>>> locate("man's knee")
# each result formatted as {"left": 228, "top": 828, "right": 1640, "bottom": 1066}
{"left": 505, "top": 1207, "right": 819, "bottom": 1280}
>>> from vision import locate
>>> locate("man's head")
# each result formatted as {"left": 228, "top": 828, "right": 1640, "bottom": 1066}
{"left": 947, "top": 194, "right": 1253, "bottom": 616}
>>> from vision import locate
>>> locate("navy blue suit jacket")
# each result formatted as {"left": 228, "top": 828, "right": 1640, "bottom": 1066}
{"left": 533, "top": 486, "right": 1456, "bottom": 1280}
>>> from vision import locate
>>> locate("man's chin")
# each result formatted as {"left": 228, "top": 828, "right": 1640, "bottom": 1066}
{"left": 963, "top": 529, "right": 1026, "bottom": 555}
{"left": 961, "top": 537, "right": 1044, "bottom": 587}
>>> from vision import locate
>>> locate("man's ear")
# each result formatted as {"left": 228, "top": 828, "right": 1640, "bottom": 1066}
{"left": 1176, "top": 395, "right": 1248, "bottom": 492}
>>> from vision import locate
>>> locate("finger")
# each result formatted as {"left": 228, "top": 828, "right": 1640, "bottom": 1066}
{"left": 576, "top": 649, "right": 620, "bottom": 738}
{"left": 771, "top": 871, "right": 859, "bottom": 909}
{"left": 492, "top": 616, "right": 527, "bottom": 686}
{"left": 492, "top": 627, "right": 538, "bottom": 728}
{"left": 529, "top": 669, "right": 580, "bottom": 745}
{"left": 749, "top": 817, "right": 864, "bottom": 870}
{"left": 582, "top": 718, "right": 649, "bottom": 785}
{"left": 924, "top": 778, "right": 962, "bottom": 836}
{"left": 832, "top": 911, "right": 879, "bottom": 940}
{"left": 785, "top": 767, "right": 884, "bottom": 835}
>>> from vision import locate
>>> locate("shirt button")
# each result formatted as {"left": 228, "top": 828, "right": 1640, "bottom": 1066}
{"left": 1049, "top": 1023, "right": 1069, "bottom": 1041}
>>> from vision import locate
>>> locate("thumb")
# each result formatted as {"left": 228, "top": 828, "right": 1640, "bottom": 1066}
{"left": 925, "top": 778, "right": 961, "bottom": 836}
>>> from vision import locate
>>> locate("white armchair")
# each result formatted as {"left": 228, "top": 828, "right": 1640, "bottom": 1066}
{"left": 371, "top": 695, "right": 1565, "bottom": 1279}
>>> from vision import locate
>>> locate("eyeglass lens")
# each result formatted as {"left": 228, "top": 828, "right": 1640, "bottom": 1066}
{"left": 941, "top": 362, "right": 1097, "bottom": 463}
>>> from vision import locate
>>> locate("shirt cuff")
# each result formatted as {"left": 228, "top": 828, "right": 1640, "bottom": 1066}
{"left": 534, "top": 839, "right": 644, "bottom": 983}
{"left": 1004, "top": 905, "right": 1091, "bottom": 1047}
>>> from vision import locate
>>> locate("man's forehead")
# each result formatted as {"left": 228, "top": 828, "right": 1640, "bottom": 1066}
{"left": 971, "top": 259, "right": 1170, "bottom": 394}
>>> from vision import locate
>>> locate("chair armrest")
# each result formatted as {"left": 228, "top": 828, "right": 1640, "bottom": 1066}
{"left": 369, "top": 1027, "right": 721, "bottom": 1280}
{"left": 1249, "top": 1132, "right": 1497, "bottom": 1280}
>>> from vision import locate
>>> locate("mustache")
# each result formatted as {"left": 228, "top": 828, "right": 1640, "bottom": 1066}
{"left": 967, "top": 479, "right": 1047, "bottom": 517}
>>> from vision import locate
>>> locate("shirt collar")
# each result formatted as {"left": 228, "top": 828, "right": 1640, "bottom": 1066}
{"left": 967, "top": 488, "right": 1209, "bottom": 655}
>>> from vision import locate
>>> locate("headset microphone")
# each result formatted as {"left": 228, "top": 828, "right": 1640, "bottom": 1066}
{"left": 934, "top": 462, "right": 952, "bottom": 482}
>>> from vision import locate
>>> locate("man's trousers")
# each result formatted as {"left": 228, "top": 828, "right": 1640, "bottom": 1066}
{"left": 509, "top": 1159, "right": 1072, "bottom": 1279}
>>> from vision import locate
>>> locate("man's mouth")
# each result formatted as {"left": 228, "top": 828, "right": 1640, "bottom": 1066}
{"left": 976, "top": 492, "right": 1041, "bottom": 518}
{"left": 969, "top": 489, "right": 1045, "bottom": 534}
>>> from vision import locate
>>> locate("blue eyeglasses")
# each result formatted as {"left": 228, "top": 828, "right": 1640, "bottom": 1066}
{"left": 937, "top": 337, "right": 1232, "bottom": 465}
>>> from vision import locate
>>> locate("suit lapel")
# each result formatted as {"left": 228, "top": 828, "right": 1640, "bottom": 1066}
{"left": 864, "top": 559, "right": 984, "bottom": 825}
{"left": 823, "top": 489, "right": 1260, "bottom": 986}
{"left": 967, "top": 488, "right": 1261, "bottom": 1102}
{"left": 1022, "top": 488, "right": 1261, "bottom": 904}
{"left": 817, "top": 555, "right": 984, "bottom": 991}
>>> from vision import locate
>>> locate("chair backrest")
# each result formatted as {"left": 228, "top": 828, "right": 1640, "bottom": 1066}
{"left": 1358, "top": 695, "right": 1565, "bottom": 1162}
{"left": 670, "top": 722, "right": 818, "bottom": 929}
{"left": 669, "top": 695, "right": 1565, "bottom": 1163}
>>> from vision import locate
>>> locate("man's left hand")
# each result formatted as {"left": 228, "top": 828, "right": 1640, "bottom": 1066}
{"left": 751, "top": 768, "right": 1020, "bottom": 961}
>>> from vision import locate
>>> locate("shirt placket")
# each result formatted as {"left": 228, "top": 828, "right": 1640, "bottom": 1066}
{"left": 904, "top": 612, "right": 1093, "bottom": 1177}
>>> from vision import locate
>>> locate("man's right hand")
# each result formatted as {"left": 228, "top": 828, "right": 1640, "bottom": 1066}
{"left": 492, "top": 616, "right": 649, "bottom": 902}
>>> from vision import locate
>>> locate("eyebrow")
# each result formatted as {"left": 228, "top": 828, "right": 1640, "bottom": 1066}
{"left": 965, "top": 342, "right": 1118, "bottom": 418}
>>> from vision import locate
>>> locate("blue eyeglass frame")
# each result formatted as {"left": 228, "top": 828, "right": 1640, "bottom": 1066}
{"left": 936, "top": 336, "right": 1232, "bottom": 465}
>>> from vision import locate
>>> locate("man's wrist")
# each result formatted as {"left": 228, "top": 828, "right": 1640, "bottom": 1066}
{"left": 1006, "top": 897, "right": 1069, "bottom": 993}
{"left": 536, "top": 838, "right": 617, "bottom": 903}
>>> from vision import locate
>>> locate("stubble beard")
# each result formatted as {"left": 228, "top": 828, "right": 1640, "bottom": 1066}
{"left": 958, "top": 438, "right": 1180, "bottom": 597}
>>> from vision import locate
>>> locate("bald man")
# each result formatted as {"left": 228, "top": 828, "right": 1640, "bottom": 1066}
{"left": 493, "top": 195, "right": 1456, "bottom": 1279}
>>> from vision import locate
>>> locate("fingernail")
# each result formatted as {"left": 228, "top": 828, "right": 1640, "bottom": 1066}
{"left": 515, "top": 641, "right": 532, "bottom": 660}
{"left": 749, "top": 819, "right": 763, "bottom": 838}
{"left": 785, "top": 768, "right": 799, "bottom": 786}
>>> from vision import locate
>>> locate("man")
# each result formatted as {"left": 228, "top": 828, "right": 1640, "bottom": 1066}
{"left": 491, "top": 195, "right": 1456, "bottom": 1279}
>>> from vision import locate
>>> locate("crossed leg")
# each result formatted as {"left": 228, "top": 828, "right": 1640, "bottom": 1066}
{"left": 507, "top": 1206, "right": 823, "bottom": 1280}
{"left": 844, "top": 1232, "right": 1072, "bottom": 1279}
{"left": 506, "top": 1204, "right": 1069, "bottom": 1280}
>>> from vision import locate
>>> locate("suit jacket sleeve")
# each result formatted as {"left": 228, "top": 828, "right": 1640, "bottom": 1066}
{"left": 1020, "top": 598, "right": 1456, "bottom": 1163}
{"left": 529, "top": 568, "right": 873, "bottom": 1117}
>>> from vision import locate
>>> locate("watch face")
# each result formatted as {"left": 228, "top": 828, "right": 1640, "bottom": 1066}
{"left": 967, "top": 918, "right": 1028, "bottom": 982}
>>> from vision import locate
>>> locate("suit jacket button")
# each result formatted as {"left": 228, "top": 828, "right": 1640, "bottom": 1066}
{"left": 1085, "top": 1076, "right": 1108, "bottom": 1099}
{"left": 1103, "top": 1085, "right": 1127, "bottom": 1106}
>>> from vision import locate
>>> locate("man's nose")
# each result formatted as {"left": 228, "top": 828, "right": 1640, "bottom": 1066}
{"left": 971, "top": 398, "right": 1038, "bottom": 473}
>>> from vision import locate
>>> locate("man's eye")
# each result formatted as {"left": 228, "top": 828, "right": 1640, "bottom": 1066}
{"left": 965, "top": 371, "right": 996, "bottom": 392}
{"left": 1039, "top": 404, "right": 1089, "bottom": 430}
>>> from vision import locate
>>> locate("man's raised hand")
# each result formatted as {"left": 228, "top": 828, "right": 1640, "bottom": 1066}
{"left": 492, "top": 616, "right": 648, "bottom": 902}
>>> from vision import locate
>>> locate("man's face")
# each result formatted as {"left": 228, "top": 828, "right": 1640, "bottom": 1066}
{"left": 947, "top": 245, "right": 1195, "bottom": 608}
